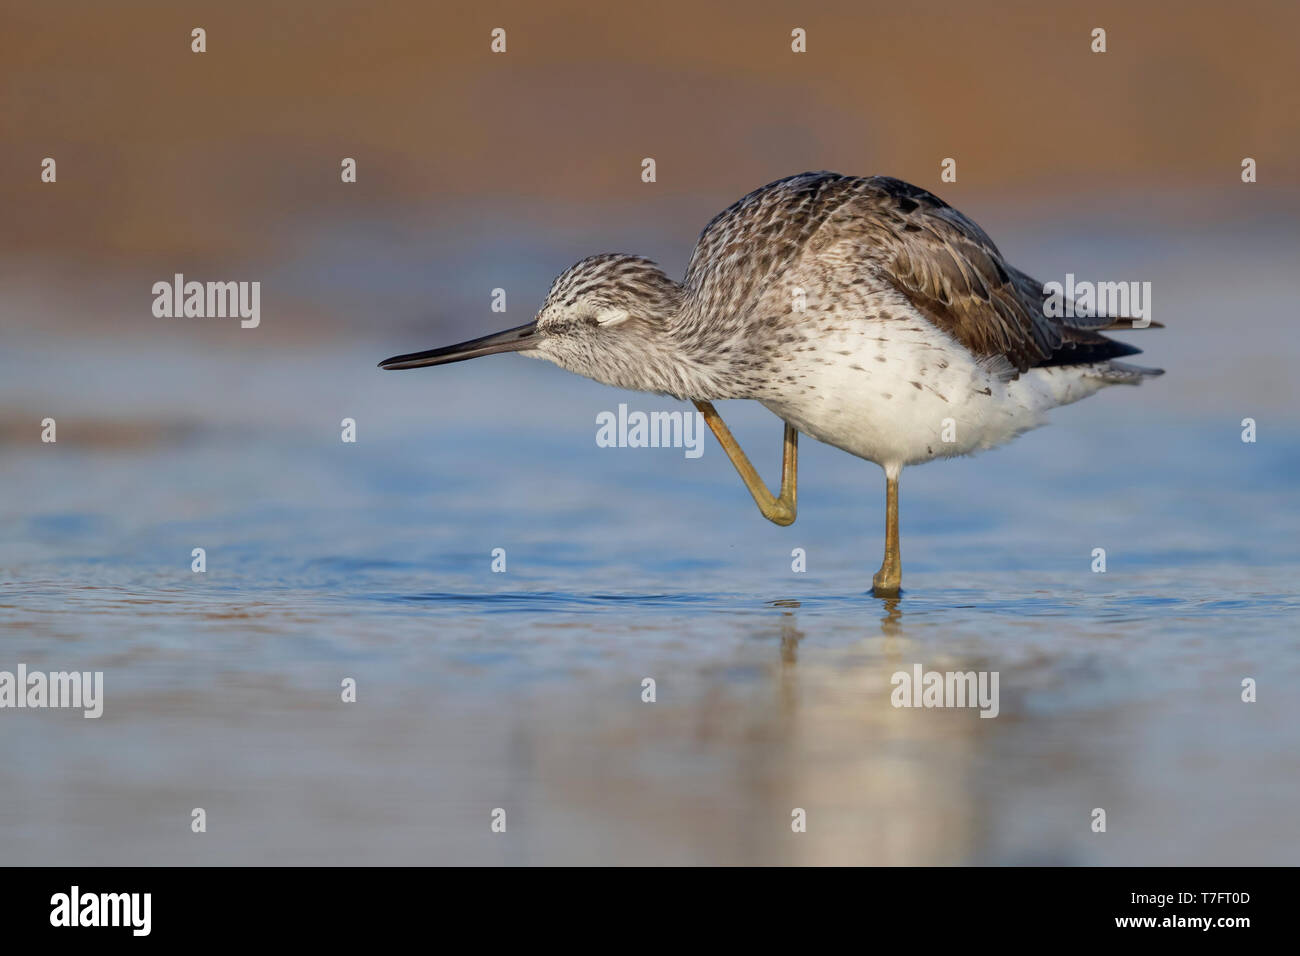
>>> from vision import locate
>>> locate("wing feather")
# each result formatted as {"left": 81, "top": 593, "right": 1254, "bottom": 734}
{"left": 684, "top": 172, "right": 1155, "bottom": 374}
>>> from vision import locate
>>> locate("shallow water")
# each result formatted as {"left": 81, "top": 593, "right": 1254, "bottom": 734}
{"left": 2, "top": 342, "right": 1298, "bottom": 864}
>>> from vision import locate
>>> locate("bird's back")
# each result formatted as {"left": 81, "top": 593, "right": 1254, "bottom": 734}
{"left": 683, "top": 171, "right": 1152, "bottom": 378}
{"left": 684, "top": 172, "right": 869, "bottom": 321}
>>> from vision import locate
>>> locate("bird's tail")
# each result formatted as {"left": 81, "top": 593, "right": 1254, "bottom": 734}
{"left": 1090, "top": 361, "right": 1165, "bottom": 384}
{"left": 1076, "top": 319, "right": 1165, "bottom": 383}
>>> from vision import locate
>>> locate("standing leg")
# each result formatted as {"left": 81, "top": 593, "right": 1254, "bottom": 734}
{"left": 872, "top": 467, "right": 902, "bottom": 597}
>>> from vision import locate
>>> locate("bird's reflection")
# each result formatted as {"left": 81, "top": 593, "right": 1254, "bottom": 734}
{"left": 778, "top": 611, "right": 803, "bottom": 665}
{"left": 879, "top": 596, "right": 903, "bottom": 637}
{"left": 519, "top": 591, "right": 1009, "bottom": 865}
{"left": 765, "top": 599, "right": 804, "bottom": 665}
{"left": 765, "top": 595, "right": 904, "bottom": 647}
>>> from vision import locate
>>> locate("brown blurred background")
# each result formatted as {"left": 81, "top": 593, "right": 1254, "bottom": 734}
{"left": 3, "top": 0, "right": 1297, "bottom": 345}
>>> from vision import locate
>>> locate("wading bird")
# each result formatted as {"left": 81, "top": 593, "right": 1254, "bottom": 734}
{"left": 380, "top": 172, "right": 1162, "bottom": 596}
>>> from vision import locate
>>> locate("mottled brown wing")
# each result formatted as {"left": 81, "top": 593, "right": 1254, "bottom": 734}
{"left": 686, "top": 172, "right": 1144, "bottom": 374}
{"left": 849, "top": 177, "right": 1063, "bottom": 373}
{"left": 686, "top": 172, "right": 1062, "bottom": 373}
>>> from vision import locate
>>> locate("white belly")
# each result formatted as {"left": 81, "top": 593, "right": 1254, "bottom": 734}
{"left": 756, "top": 320, "right": 1108, "bottom": 470}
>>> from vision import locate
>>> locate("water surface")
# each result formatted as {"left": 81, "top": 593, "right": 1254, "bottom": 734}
{"left": 2, "top": 346, "right": 1297, "bottom": 864}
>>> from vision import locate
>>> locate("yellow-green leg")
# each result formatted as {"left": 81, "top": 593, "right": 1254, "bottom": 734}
{"left": 872, "top": 472, "right": 902, "bottom": 597}
{"left": 693, "top": 400, "right": 797, "bottom": 526}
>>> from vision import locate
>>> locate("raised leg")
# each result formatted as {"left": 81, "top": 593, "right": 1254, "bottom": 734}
{"left": 872, "top": 470, "right": 902, "bottom": 597}
{"left": 693, "top": 400, "right": 797, "bottom": 526}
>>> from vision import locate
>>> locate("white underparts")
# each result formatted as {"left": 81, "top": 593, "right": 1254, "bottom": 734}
{"left": 756, "top": 318, "right": 1136, "bottom": 470}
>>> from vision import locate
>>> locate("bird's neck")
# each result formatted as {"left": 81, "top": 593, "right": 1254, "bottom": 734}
{"left": 592, "top": 320, "right": 730, "bottom": 400}
{"left": 660, "top": 304, "right": 764, "bottom": 400}
{"left": 591, "top": 268, "right": 760, "bottom": 400}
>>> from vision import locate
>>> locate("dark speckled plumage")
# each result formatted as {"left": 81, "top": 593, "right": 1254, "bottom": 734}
{"left": 681, "top": 171, "right": 1145, "bottom": 376}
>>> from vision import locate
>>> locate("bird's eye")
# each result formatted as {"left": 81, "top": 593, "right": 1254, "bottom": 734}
{"left": 594, "top": 306, "right": 632, "bottom": 327}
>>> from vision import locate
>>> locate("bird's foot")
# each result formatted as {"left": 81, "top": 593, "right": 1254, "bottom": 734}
{"left": 871, "top": 565, "right": 901, "bottom": 599}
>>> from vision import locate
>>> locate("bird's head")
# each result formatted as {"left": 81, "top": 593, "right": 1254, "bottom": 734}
{"left": 379, "top": 254, "right": 691, "bottom": 393}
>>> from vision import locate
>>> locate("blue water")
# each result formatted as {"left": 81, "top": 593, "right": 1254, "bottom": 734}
{"left": 3, "top": 217, "right": 1299, "bottom": 864}
{"left": 2, "top": 342, "right": 1298, "bottom": 864}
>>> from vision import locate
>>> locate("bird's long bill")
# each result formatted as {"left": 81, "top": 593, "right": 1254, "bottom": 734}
{"left": 378, "top": 321, "right": 539, "bottom": 370}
